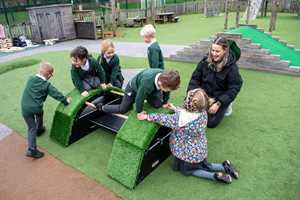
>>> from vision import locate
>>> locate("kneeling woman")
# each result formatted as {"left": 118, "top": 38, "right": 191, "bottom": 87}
{"left": 187, "top": 37, "right": 243, "bottom": 128}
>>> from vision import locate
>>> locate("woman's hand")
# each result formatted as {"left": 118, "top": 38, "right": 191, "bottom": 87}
{"left": 81, "top": 91, "right": 89, "bottom": 97}
{"left": 208, "top": 102, "right": 220, "bottom": 114}
{"left": 137, "top": 112, "right": 148, "bottom": 120}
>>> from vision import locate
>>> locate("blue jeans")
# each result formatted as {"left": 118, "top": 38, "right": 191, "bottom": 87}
{"left": 191, "top": 163, "right": 225, "bottom": 180}
{"left": 175, "top": 158, "right": 225, "bottom": 180}
{"left": 23, "top": 112, "right": 43, "bottom": 152}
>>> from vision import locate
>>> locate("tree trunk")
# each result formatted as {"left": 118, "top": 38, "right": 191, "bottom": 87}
{"left": 111, "top": 0, "right": 117, "bottom": 35}
{"left": 261, "top": 0, "right": 266, "bottom": 17}
{"left": 236, "top": 0, "right": 241, "bottom": 27}
{"left": 204, "top": 0, "right": 207, "bottom": 16}
{"left": 269, "top": 0, "right": 279, "bottom": 32}
{"left": 246, "top": 0, "right": 251, "bottom": 24}
{"left": 224, "top": 0, "right": 229, "bottom": 30}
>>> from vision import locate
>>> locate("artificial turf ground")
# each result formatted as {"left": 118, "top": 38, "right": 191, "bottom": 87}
{"left": 0, "top": 51, "right": 299, "bottom": 200}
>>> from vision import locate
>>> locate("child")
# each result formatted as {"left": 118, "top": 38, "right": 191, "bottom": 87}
{"left": 140, "top": 24, "right": 164, "bottom": 69}
{"left": 138, "top": 88, "right": 239, "bottom": 183}
{"left": 97, "top": 39, "right": 124, "bottom": 89}
{"left": 101, "top": 68, "right": 180, "bottom": 119}
{"left": 70, "top": 46, "right": 106, "bottom": 97}
{"left": 21, "top": 62, "right": 71, "bottom": 159}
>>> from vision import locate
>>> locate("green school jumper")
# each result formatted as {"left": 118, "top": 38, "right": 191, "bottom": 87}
{"left": 130, "top": 68, "right": 169, "bottom": 112}
{"left": 71, "top": 57, "right": 106, "bottom": 92}
{"left": 97, "top": 54, "right": 123, "bottom": 85}
{"left": 147, "top": 42, "right": 164, "bottom": 69}
{"left": 21, "top": 75, "right": 68, "bottom": 117}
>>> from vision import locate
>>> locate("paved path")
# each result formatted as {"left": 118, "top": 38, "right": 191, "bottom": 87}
{"left": 0, "top": 123, "right": 12, "bottom": 141}
{"left": 0, "top": 133, "right": 119, "bottom": 200}
{"left": 0, "top": 40, "right": 186, "bottom": 63}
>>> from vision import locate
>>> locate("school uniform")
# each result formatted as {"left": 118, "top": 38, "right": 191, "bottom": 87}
{"left": 102, "top": 68, "right": 169, "bottom": 114}
{"left": 97, "top": 54, "right": 124, "bottom": 88}
{"left": 147, "top": 40, "right": 164, "bottom": 69}
{"left": 71, "top": 57, "right": 106, "bottom": 92}
{"left": 21, "top": 74, "right": 69, "bottom": 153}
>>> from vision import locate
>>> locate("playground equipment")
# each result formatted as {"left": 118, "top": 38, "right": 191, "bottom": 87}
{"left": 50, "top": 87, "right": 172, "bottom": 189}
{"left": 169, "top": 25, "right": 300, "bottom": 76}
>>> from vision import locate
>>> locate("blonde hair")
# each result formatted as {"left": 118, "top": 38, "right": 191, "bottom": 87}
{"left": 140, "top": 24, "right": 156, "bottom": 37}
{"left": 183, "top": 88, "right": 209, "bottom": 112}
{"left": 101, "top": 39, "right": 115, "bottom": 54}
{"left": 39, "top": 62, "right": 53, "bottom": 76}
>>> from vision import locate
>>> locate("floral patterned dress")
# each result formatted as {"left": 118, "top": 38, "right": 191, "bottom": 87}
{"left": 148, "top": 110, "right": 208, "bottom": 164}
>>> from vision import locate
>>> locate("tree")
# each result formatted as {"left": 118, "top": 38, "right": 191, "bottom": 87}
{"left": 269, "top": 0, "right": 279, "bottom": 32}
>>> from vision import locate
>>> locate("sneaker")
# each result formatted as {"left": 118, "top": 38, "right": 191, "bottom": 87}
{"left": 223, "top": 160, "right": 239, "bottom": 179}
{"left": 26, "top": 149, "right": 44, "bottom": 159}
{"left": 36, "top": 126, "right": 46, "bottom": 136}
{"left": 224, "top": 103, "right": 233, "bottom": 117}
{"left": 214, "top": 172, "right": 232, "bottom": 184}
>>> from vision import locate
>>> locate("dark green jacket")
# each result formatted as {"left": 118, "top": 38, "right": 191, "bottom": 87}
{"left": 97, "top": 54, "right": 123, "bottom": 84}
{"left": 147, "top": 42, "right": 164, "bottom": 69}
{"left": 130, "top": 68, "right": 169, "bottom": 112}
{"left": 71, "top": 57, "right": 106, "bottom": 92}
{"left": 21, "top": 75, "right": 68, "bottom": 117}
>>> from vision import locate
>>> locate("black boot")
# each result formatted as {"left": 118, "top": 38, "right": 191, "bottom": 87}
{"left": 26, "top": 149, "right": 44, "bottom": 159}
{"left": 214, "top": 172, "right": 232, "bottom": 184}
{"left": 223, "top": 160, "right": 239, "bottom": 179}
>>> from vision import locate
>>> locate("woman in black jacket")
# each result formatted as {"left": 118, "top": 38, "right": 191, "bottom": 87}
{"left": 187, "top": 37, "right": 243, "bottom": 128}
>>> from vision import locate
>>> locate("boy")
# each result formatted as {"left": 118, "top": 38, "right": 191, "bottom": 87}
{"left": 70, "top": 46, "right": 106, "bottom": 97}
{"left": 101, "top": 68, "right": 180, "bottom": 119}
{"left": 140, "top": 24, "right": 164, "bottom": 69}
{"left": 21, "top": 62, "right": 71, "bottom": 159}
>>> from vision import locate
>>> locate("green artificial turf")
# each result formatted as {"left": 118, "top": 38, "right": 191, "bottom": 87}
{"left": 228, "top": 26, "right": 300, "bottom": 67}
{"left": 114, "top": 13, "right": 300, "bottom": 48}
{"left": 0, "top": 58, "right": 41, "bottom": 75}
{"left": 0, "top": 51, "right": 300, "bottom": 200}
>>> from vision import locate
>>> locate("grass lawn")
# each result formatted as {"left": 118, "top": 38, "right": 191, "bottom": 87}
{"left": 114, "top": 13, "right": 300, "bottom": 48}
{"left": 0, "top": 51, "right": 300, "bottom": 200}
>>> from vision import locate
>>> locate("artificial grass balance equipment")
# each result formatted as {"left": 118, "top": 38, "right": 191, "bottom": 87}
{"left": 50, "top": 87, "right": 172, "bottom": 189}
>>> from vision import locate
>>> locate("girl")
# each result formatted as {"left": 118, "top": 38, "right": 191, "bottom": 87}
{"left": 138, "top": 88, "right": 239, "bottom": 183}
{"left": 98, "top": 39, "right": 124, "bottom": 89}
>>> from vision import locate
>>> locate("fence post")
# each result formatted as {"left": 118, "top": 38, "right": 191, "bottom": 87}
{"left": 224, "top": 0, "right": 229, "bottom": 30}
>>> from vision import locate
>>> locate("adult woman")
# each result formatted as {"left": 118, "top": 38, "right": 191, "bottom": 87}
{"left": 187, "top": 37, "right": 243, "bottom": 128}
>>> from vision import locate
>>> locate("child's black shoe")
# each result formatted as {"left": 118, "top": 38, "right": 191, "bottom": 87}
{"left": 214, "top": 172, "right": 232, "bottom": 184}
{"left": 26, "top": 149, "right": 44, "bottom": 159}
{"left": 223, "top": 160, "right": 239, "bottom": 179}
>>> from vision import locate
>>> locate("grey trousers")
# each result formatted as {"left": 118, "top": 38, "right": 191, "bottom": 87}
{"left": 23, "top": 112, "right": 43, "bottom": 151}
{"left": 102, "top": 84, "right": 165, "bottom": 114}
{"left": 83, "top": 76, "right": 101, "bottom": 90}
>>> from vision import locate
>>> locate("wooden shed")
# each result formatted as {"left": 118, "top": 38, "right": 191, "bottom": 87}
{"left": 27, "top": 4, "right": 76, "bottom": 43}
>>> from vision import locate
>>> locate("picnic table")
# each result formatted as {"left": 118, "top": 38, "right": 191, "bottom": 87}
{"left": 125, "top": 16, "right": 147, "bottom": 27}
{"left": 155, "top": 12, "right": 179, "bottom": 23}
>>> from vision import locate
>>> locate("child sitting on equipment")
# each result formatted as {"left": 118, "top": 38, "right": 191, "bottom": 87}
{"left": 140, "top": 24, "right": 164, "bottom": 69}
{"left": 21, "top": 62, "right": 71, "bottom": 159}
{"left": 70, "top": 46, "right": 106, "bottom": 97}
{"left": 97, "top": 39, "right": 124, "bottom": 89}
{"left": 138, "top": 88, "right": 239, "bottom": 184}
{"left": 101, "top": 68, "right": 180, "bottom": 119}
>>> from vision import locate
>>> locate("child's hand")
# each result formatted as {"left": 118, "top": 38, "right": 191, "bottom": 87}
{"left": 137, "top": 112, "right": 148, "bottom": 120}
{"left": 81, "top": 91, "right": 89, "bottom": 97}
{"left": 163, "top": 102, "right": 176, "bottom": 110}
{"left": 107, "top": 83, "right": 113, "bottom": 88}
{"left": 85, "top": 101, "right": 96, "bottom": 108}
{"left": 100, "top": 83, "right": 107, "bottom": 90}
{"left": 67, "top": 97, "right": 72, "bottom": 104}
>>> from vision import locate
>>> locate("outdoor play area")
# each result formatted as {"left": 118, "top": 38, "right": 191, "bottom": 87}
{"left": 1, "top": 0, "right": 300, "bottom": 200}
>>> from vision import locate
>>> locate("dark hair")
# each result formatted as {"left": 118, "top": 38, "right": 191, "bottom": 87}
{"left": 158, "top": 69, "right": 180, "bottom": 90}
{"left": 70, "top": 46, "right": 89, "bottom": 60}
{"left": 212, "top": 37, "right": 229, "bottom": 50}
